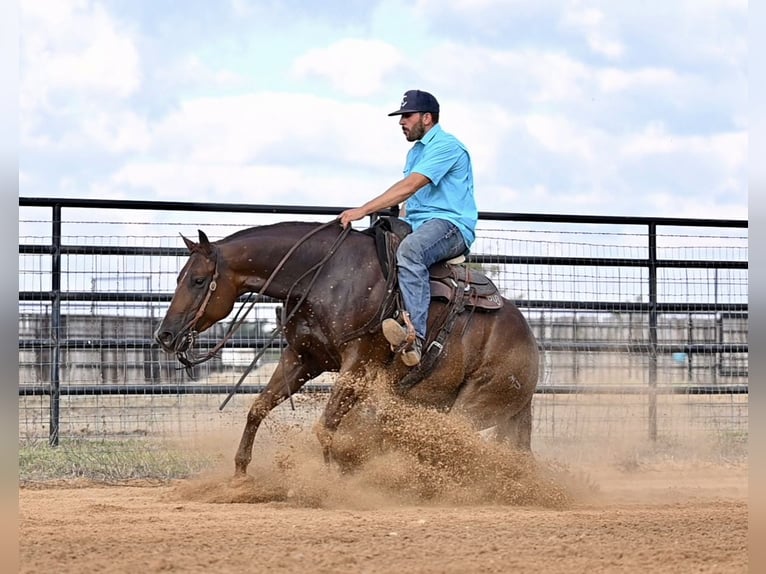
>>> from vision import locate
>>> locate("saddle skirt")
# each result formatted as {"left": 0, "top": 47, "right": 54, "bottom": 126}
{"left": 360, "top": 216, "right": 503, "bottom": 390}
{"left": 428, "top": 261, "right": 504, "bottom": 311}
{"left": 363, "top": 216, "right": 504, "bottom": 313}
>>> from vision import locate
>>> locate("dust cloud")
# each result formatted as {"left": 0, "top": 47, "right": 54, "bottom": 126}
{"left": 175, "top": 369, "right": 589, "bottom": 509}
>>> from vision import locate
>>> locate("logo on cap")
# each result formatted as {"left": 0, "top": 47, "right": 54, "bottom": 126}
{"left": 388, "top": 89, "right": 439, "bottom": 116}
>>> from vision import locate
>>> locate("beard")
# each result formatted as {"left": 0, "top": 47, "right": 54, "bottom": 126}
{"left": 404, "top": 118, "right": 426, "bottom": 141}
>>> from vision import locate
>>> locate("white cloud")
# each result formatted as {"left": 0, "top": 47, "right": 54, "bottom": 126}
{"left": 560, "top": 2, "right": 624, "bottom": 59}
{"left": 524, "top": 114, "right": 596, "bottom": 161}
{"left": 169, "top": 55, "right": 245, "bottom": 90}
{"left": 229, "top": 0, "right": 254, "bottom": 18}
{"left": 291, "top": 38, "right": 405, "bottom": 97}
{"left": 412, "top": 0, "right": 554, "bottom": 33}
{"left": 18, "top": 170, "right": 33, "bottom": 187}
{"left": 621, "top": 122, "right": 746, "bottom": 170}
{"left": 17, "top": 0, "right": 746, "bottom": 223}
{"left": 671, "top": 0, "right": 747, "bottom": 65}
{"left": 414, "top": 41, "right": 590, "bottom": 106}
{"left": 149, "top": 92, "right": 402, "bottom": 169}
{"left": 105, "top": 161, "right": 394, "bottom": 209}
{"left": 444, "top": 101, "right": 520, "bottom": 177}
{"left": 81, "top": 111, "right": 152, "bottom": 154}
{"left": 643, "top": 191, "right": 745, "bottom": 220}
{"left": 20, "top": 0, "right": 141, "bottom": 112}
{"left": 21, "top": 107, "right": 151, "bottom": 154}
{"left": 597, "top": 67, "right": 681, "bottom": 93}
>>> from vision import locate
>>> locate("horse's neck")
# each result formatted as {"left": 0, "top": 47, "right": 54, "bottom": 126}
{"left": 223, "top": 224, "right": 337, "bottom": 299}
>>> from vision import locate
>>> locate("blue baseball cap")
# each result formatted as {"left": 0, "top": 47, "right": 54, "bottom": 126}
{"left": 388, "top": 90, "right": 440, "bottom": 116}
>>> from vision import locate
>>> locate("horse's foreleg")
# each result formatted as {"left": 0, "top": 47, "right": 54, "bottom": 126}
{"left": 234, "top": 348, "right": 318, "bottom": 476}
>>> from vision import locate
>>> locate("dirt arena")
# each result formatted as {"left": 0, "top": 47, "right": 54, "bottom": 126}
{"left": 19, "top": 464, "right": 746, "bottom": 574}
{"left": 19, "top": 380, "right": 748, "bottom": 573}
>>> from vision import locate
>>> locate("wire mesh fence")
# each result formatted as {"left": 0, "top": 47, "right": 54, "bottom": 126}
{"left": 18, "top": 199, "right": 748, "bottom": 466}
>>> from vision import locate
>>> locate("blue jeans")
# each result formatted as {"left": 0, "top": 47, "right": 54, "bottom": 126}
{"left": 396, "top": 218, "right": 467, "bottom": 341}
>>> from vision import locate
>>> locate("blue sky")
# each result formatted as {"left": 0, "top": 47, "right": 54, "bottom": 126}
{"left": 19, "top": 0, "right": 747, "bottom": 219}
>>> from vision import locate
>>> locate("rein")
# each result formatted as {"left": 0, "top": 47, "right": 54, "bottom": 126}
{"left": 218, "top": 220, "right": 352, "bottom": 410}
{"left": 173, "top": 218, "right": 351, "bottom": 409}
{"left": 339, "top": 233, "right": 399, "bottom": 343}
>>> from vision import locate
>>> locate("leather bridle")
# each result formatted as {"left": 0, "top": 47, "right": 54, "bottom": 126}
{"left": 174, "top": 219, "right": 352, "bottom": 382}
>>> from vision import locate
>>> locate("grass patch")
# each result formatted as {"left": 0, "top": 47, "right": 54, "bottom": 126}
{"left": 19, "top": 438, "right": 218, "bottom": 484}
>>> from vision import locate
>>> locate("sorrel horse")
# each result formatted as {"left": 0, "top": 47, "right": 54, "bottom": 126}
{"left": 154, "top": 220, "right": 539, "bottom": 476}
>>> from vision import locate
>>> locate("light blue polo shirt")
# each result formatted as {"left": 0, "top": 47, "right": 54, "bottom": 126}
{"left": 402, "top": 123, "right": 477, "bottom": 248}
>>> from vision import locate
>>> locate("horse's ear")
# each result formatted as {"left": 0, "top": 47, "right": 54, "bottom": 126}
{"left": 180, "top": 233, "right": 197, "bottom": 253}
{"left": 198, "top": 230, "right": 213, "bottom": 256}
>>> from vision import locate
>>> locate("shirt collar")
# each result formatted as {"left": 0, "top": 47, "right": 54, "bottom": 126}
{"left": 418, "top": 123, "right": 442, "bottom": 145}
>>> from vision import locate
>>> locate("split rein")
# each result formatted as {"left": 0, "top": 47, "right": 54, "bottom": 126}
{"left": 174, "top": 218, "right": 352, "bottom": 410}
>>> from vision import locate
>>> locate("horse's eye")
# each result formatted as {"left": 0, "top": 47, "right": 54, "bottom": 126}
{"left": 193, "top": 277, "right": 206, "bottom": 287}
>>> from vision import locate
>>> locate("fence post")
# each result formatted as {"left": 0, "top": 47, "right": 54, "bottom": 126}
{"left": 714, "top": 269, "right": 720, "bottom": 384}
{"left": 49, "top": 204, "right": 62, "bottom": 446}
{"left": 687, "top": 314, "right": 693, "bottom": 381}
{"left": 647, "top": 222, "right": 658, "bottom": 441}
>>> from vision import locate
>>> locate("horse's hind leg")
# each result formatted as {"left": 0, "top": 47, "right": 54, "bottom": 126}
{"left": 234, "top": 348, "right": 320, "bottom": 476}
{"left": 494, "top": 397, "right": 533, "bottom": 451}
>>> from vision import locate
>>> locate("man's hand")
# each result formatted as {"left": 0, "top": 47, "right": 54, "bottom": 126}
{"left": 338, "top": 174, "right": 426, "bottom": 229}
{"left": 339, "top": 208, "right": 368, "bottom": 228}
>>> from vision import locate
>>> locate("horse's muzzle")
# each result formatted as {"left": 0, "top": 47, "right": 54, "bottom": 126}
{"left": 154, "top": 327, "right": 192, "bottom": 354}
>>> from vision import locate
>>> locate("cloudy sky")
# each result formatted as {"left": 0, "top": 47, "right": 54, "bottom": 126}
{"left": 19, "top": 0, "right": 747, "bottom": 219}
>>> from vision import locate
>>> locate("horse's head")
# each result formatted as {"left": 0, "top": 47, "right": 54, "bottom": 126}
{"left": 154, "top": 230, "right": 239, "bottom": 358}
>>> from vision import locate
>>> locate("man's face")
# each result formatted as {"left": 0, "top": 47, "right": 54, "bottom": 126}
{"left": 399, "top": 112, "right": 428, "bottom": 142}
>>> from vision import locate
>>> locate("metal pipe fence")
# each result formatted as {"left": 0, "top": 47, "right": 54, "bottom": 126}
{"left": 18, "top": 197, "right": 748, "bottom": 457}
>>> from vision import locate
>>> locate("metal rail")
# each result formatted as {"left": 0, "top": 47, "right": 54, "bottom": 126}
{"left": 17, "top": 383, "right": 749, "bottom": 397}
{"left": 19, "top": 197, "right": 749, "bottom": 445}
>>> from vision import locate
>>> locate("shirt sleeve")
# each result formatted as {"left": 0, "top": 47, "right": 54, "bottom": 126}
{"left": 410, "top": 137, "right": 463, "bottom": 186}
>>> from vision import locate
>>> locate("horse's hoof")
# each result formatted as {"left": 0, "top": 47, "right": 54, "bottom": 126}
{"left": 230, "top": 473, "right": 254, "bottom": 488}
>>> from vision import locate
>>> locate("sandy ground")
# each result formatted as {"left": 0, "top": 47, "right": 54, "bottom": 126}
{"left": 19, "top": 462, "right": 747, "bottom": 574}
{"left": 19, "top": 375, "right": 748, "bottom": 573}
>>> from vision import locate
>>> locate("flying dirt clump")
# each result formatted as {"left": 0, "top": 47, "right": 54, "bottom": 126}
{"left": 178, "top": 368, "right": 576, "bottom": 509}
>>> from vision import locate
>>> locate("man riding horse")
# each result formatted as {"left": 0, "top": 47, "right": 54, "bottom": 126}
{"left": 155, "top": 90, "right": 538, "bottom": 476}
{"left": 340, "top": 89, "right": 477, "bottom": 367}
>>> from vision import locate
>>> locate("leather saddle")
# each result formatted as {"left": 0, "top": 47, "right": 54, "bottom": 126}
{"left": 428, "top": 260, "right": 504, "bottom": 311}
{"left": 363, "top": 216, "right": 504, "bottom": 312}
{"left": 361, "top": 217, "right": 503, "bottom": 391}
